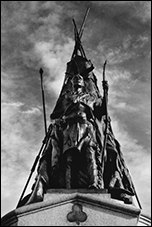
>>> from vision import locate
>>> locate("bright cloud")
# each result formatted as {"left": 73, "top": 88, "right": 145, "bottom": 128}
{"left": 34, "top": 38, "right": 74, "bottom": 96}
{"left": 1, "top": 100, "right": 44, "bottom": 212}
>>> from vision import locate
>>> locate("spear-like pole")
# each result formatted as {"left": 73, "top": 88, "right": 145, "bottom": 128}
{"left": 72, "top": 19, "right": 86, "bottom": 58}
{"left": 16, "top": 69, "right": 48, "bottom": 208}
{"left": 101, "top": 60, "right": 108, "bottom": 164}
{"left": 79, "top": 7, "right": 90, "bottom": 39}
{"left": 132, "top": 181, "right": 142, "bottom": 209}
{"left": 71, "top": 7, "right": 90, "bottom": 59}
{"left": 39, "top": 68, "right": 47, "bottom": 136}
{"left": 16, "top": 141, "right": 46, "bottom": 208}
{"left": 101, "top": 62, "right": 142, "bottom": 210}
{"left": 16, "top": 125, "right": 52, "bottom": 208}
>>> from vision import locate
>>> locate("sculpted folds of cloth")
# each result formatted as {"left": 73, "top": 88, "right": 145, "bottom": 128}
{"left": 21, "top": 55, "right": 135, "bottom": 207}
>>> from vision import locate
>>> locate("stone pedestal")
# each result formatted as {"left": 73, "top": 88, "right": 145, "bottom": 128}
{"left": 1, "top": 189, "right": 141, "bottom": 226}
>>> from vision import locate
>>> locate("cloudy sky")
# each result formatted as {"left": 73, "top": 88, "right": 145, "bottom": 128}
{"left": 1, "top": 1, "right": 151, "bottom": 217}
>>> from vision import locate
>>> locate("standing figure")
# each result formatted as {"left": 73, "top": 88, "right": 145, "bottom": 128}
{"left": 22, "top": 55, "right": 135, "bottom": 206}
{"left": 46, "top": 55, "right": 106, "bottom": 190}
{"left": 19, "top": 9, "right": 136, "bottom": 206}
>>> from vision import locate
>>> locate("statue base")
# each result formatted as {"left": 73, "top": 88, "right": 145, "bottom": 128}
{"left": 1, "top": 189, "right": 141, "bottom": 226}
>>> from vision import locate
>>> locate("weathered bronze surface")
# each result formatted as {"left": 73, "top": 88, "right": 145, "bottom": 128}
{"left": 22, "top": 54, "right": 135, "bottom": 206}
{"left": 20, "top": 11, "right": 135, "bottom": 207}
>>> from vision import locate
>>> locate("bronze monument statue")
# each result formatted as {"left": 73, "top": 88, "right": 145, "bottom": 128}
{"left": 17, "top": 8, "right": 141, "bottom": 208}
